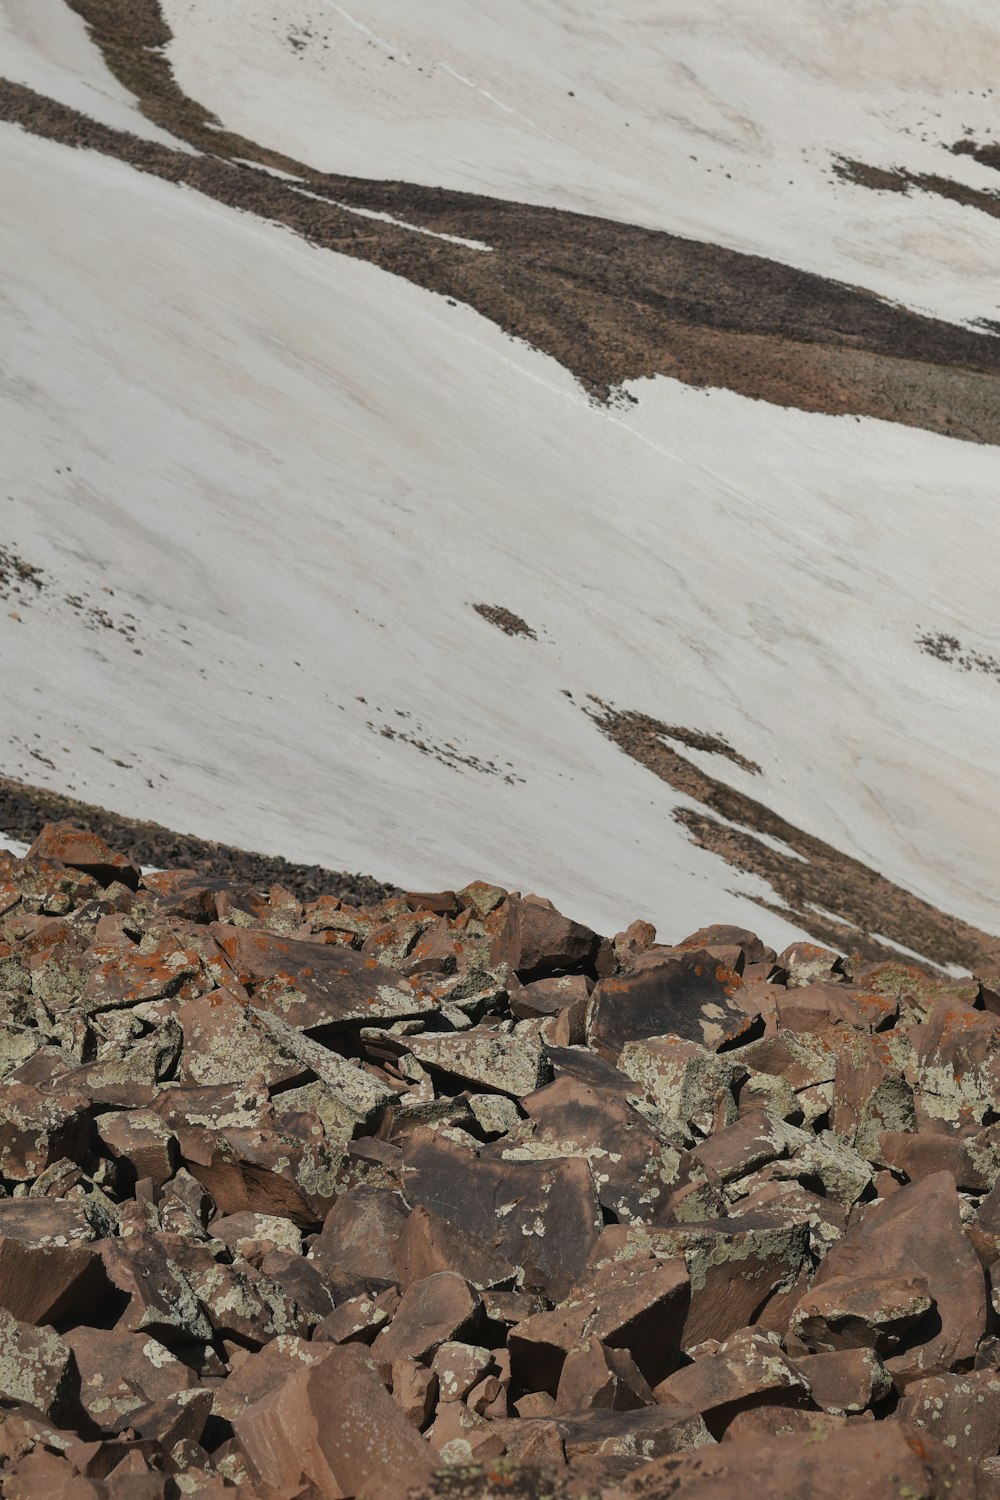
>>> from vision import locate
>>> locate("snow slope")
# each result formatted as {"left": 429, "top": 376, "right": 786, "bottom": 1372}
{"left": 2, "top": 111, "right": 998, "bottom": 950}
{"left": 161, "top": 0, "right": 1000, "bottom": 327}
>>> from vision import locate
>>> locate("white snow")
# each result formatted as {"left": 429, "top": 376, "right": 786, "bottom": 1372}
{"left": 160, "top": 0, "right": 1000, "bottom": 328}
{"left": 0, "top": 836, "right": 30, "bottom": 859}
{"left": 1, "top": 120, "right": 997, "bottom": 949}
{"left": 0, "top": 0, "right": 190, "bottom": 148}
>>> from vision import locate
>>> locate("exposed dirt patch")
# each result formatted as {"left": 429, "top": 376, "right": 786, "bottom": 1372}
{"left": 586, "top": 701, "right": 1000, "bottom": 973}
{"left": 472, "top": 604, "right": 537, "bottom": 640}
{"left": 834, "top": 154, "right": 1000, "bottom": 222}
{"left": 366, "top": 708, "right": 525, "bottom": 786}
{"left": 917, "top": 630, "right": 1000, "bottom": 684}
{"left": 0, "top": 0, "right": 997, "bottom": 443}
{"left": 0, "top": 544, "right": 45, "bottom": 601}
{"left": 0, "top": 773, "right": 395, "bottom": 904}
{"left": 951, "top": 137, "right": 1000, "bottom": 173}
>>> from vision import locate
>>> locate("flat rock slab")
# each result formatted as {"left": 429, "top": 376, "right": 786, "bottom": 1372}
{"left": 587, "top": 953, "right": 756, "bottom": 1060}
{"left": 210, "top": 923, "right": 436, "bottom": 1030}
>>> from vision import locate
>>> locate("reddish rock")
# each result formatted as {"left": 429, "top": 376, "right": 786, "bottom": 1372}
{"left": 0, "top": 1308, "right": 79, "bottom": 1422}
{"left": 392, "top": 1203, "right": 517, "bottom": 1291}
{"left": 621, "top": 1420, "right": 1000, "bottom": 1499}
{"left": 791, "top": 1346, "right": 892, "bottom": 1415}
{"left": 370, "top": 1272, "right": 481, "bottom": 1368}
{"left": 490, "top": 893, "right": 598, "bottom": 980}
{"left": 555, "top": 1337, "right": 653, "bottom": 1413}
{"left": 774, "top": 983, "right": 897, "bottom": 1035}
{"left": 26, "top": 823, "right": 140, "bottom": 891}
{"left": 555, "top": 1402, "right": 712, "bottom": 1463}
{"left": 509, "top": 1254, "right": 690, "bottom": 1392}
{"left": 390, "top": 1358, "right": 438, "bottom": 1428}
{"left": 896, "top": 1370, "right": 1000, "bottom": 1459}
{"left": 0, "top": 1199, "right": 110, "bottom": 1325}
{"left": 233, "top": 1342, "right": 434, "bottom": 1498}
{"left": 587, "top": 953, "right": 753, "bottom": 1059}
{"left": 402, "top": 1129, "right": 602, "bottom": 1301}
{"left": 796, "top": 1172, "right": 986, "bottom": 1378}
{"left": 209, "top": 922, "right": 436, "bottom": 1030}
{"left": 653, "top": 1328, "right": 808, "bottom": 1438}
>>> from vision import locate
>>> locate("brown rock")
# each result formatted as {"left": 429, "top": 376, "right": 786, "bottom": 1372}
{"left": 490, "top": 893, "right": 598, "bottom": 980}
{"left": 556, "top": 1402, "right": 712, "bottom": 1463}
{"left": 309, "top": 1187, "right": 408, "bottom": 1294}
{"left": 796, "top": 1172, "right": 986, "bottom": 1378}
{"left": 392, "top": 1203, "right": 517, "bottom": 1291}
{"left": 774, "top": 983, "right": 897, "bottom": 1034}
{"left": 402, "top": 1129, "right": 602, "bottom": 1300}
{"left": 430, "top": 1342, "right": 492, "bottom": 1403}
{"left": 509, "top": 1254, "right": 690, "bottom": 1392}
{"left": 65, "top": 1326, "right": 201, "bottom": 1430}
{"left": 621, "top": 1420, "right": 1000, "bottom": 1500}
{"left": 211, "top": 1334, "right": 328, "bottom": 1422}
{"left": 370, "top": 1272, "right": 481, "bottom": 1367}
{"left": 897, "top": 1370, "right": 1000, "bottom": 1459}
{"left": 609, "top": 1218, "right": 809, "bottom": 1349}
{"left": 790, "top": 1346, "right": 892, "bottom": 1415}
{"left": 653, "top": 1327, "right": 808, "bottom": 1438}
{"left": 587, "top": 953, "right": 753, "bottom": 1059}
{"left": 233, "top": 1342, "right": 434, "bottom": 1499}
{"left": 405, "top": 1026, "right": 550, "bottom": 1098}
{"left": 390, "top": 1358, "right": 438, "bottom": 1428}
{"left": 313, "top": 1288, "right": 399, "bottom": 1346}
{"left": 555, "top": 1337, "right": 653, "bottom": 1413}
{"left": 209, "top": 923, "right": 435, "bottom": 1031}
{"left": 26, "top": 823, "right": 140, "bottom": 891}
{"left": 0, "top": 1083, "right": 92, "bottom": 1180}
{"left": 0, "top": 1308, "right": 79, "bottom": 1422}
{"left": 0, "top": 1199, "right": 110, "bottom": 1325}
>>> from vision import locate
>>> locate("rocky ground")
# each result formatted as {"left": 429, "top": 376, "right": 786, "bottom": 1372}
{"left": 0, "top": 823, "right": 999, "bottom": 1496}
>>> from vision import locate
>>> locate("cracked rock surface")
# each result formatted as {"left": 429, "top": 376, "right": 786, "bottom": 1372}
{"left": 0, "top": 823, "right": 998, "bottom": 1496}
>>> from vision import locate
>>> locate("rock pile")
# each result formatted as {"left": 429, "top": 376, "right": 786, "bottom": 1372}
{"left": 0, "top": 821, "right": 999, "bottom": 1497}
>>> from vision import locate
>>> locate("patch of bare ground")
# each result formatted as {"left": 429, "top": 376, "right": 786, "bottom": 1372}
{"left": 0, "top": 0, "right": 994, "bottom": 442}
{"left": 472, "top": 604, "right": 537, "bottom": 640}
{"left": 586, "top": 701, "right": 1000, "bottom": 974}
{"left": 0, "top": 774, "right": 395, "bottom": 904}
{"left": 834, "top": 154, "right": 1000, "bottom": 221}
{"left": 917, "top": 630, "right": 1000, "bottom": 684}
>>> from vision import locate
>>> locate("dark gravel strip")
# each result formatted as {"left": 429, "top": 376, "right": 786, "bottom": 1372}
{"left": 0, "top": 774, "right": 397, "bottom": 904}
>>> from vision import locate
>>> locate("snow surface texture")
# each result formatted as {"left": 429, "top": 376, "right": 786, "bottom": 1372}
{"left": 161, "top": 0, "right": 1000, "bottom": 328}
{"left": 1, "top": 1, "right": 998, "bottom": 957}
{"left": 1, "top": 0, "right": 186, "bottom": 147}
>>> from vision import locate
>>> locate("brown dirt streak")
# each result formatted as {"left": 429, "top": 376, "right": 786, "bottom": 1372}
{"left": 587, "top": 703, "right": 1000, "bottom": 974}
{"left": 7, "top": 0, "right": 994, "bottom": 440}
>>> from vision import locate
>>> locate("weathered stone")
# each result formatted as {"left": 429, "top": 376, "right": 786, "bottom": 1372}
{"left": 0, "top": 1199, "right": 109, "bottom": 1325}
{"left": 26, "top": 824, "right": 140, "bottom": 892}
{"left": 0, "top": 1083, "right": 91, "bottom": 1181}
{"left": 509, "top": 1254, "right": 690, "bottom": 1392}
{"left": 896, "top": 1370, "right": 1000, "bottom": 1459}
{"left": 0, "top": 1308, "right": 79, "bottom": 1422}
{"left": 405, "top": 1026, "right": 550, "bottom": 1098}
{"left": 402, "top": 1129, "right": 603, "bottom": 1301}
{"left": 392, "top": 1203, "right": 516, "bottom": 1291}
{"left": 490, "top": 894, "right": 598, "bottom": 981}
{"left": 792, "top": 1346, "right": 893, "bottom": 1414}
{"left": 796, "top": 1172, "right": 986, "bottom": 1378}
{"left": 210, "top": 923, "right": 436, "bottom": 1030}
{"left": 606, "top": 1218, "right": 809, "bottom": 1349}
{"left": 309, "top": 1186, "right": 408, "bottom": 1293}
{"left": 555, "top": 1337, "right": 654, "bottom": 1413}
{"left": 690, "top": 1111, "right": 807, "bottom": 1185}
{"left": 774, "top": 983, "right": 897, "bottom": 1035}
{"left": 65, "top": 1326, "right": 201, "bottom": 1430}
{"left": 653, "top": 1327, "right": 808, "bottom": 1438}
{"left": 430, "top": 1342, "right": 493, "bottom": 1403}
{"left": 211, "top": 1334, "right": 328, "bottom": 1421}
{"left": 623, "top": 1420, "right": 1000, "bottom": 1499}
{"left": 555, "top": 1402, "right": 712, "bottom": 1462}
{"left": 588, "top": 954, "right": 753, "bottom": 1059}
{"left": 514, "top": 1073, "right": 685, "bottom": 1224}
{"left": 371, "top": 1272, "right": 481, "bottom": 1368}
{"left": 391, "top": 1358, "right": 438, "bottom": 1428}
{"left": 233, "top": 1342, "right": 434, "bottom": 1498}
{"left": 313, "top": 1288, "right": 398, "bottom": 1347}
{"left": 618, "top": 1035, "right": 746, "bottom": 1138}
